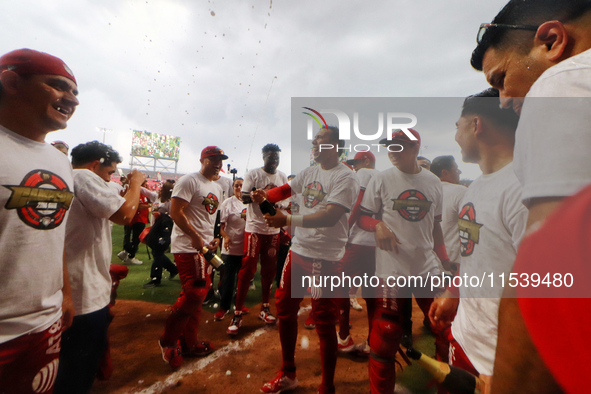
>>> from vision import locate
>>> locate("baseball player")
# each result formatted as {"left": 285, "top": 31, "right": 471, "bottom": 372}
{"left": 430, "top": 155, "right": 466, "bottom": 274}
{"left": 55, "top": 142, "right": 145, "bottom": 394}
{"left": 471, "top": 2, "right": 591, "bottom": 389}
{"left": 158, "top": 146, "right": 226, "bottom": 369}
{"left": 0, "top": 48, "right": 77, "bottom": 394}
{"left": 227, "top": 144, "right": 287, "bottom": 335}
{"left": 214, "top": 177, "right": 246, "bottom": 320}
{"left": 357, "top": 128, "right": 450, "bottom": 394}
{"left": 428, "top": 89, "right": 526, "bottom": 393}
{"left": 256, "top": 126, "right": 358, "bottom": 394}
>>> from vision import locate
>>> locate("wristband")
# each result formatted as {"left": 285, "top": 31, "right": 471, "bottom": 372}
{"left": 434, "top": 244, "right": 449, "bottom": 262}
{"left": 291, "top": 214, "right": 304, "bottom": 227}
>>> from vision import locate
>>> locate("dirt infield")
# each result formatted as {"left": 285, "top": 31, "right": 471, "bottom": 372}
{"left": 90, "top": 299, "right": 434, "bottom": 394}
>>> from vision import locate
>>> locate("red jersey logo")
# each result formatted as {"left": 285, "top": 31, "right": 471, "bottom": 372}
{"left": 391, "top": 189, "right": 432, "bottom": 222}
{"left": 3, "top": 170, "right": 73, "bottom": 230}
{"left": 458, "top": 202, "right": 483, "bottom": 257}
{"left": 202, "top": 192, "right": 219, "bottom": 215}
{"left": 302, "top": 181, "right": 327, "bottom": 208}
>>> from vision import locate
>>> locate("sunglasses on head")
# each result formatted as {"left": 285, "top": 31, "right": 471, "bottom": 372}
{"left": 477, "top": 23, "right": 539, "bottom": 44}
{"left": 51, "top": 140, "right": 69, "bottom": 149}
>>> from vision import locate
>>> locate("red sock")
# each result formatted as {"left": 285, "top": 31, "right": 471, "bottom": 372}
{"left": 279, "top": 317, "right": 298, "bottom": 378}
{"left": 316, "top": 323, "right": 337, "bottom": 390}
{"left": 337, "top": 298, "right": 350, "bottom": 340}
{"left": 162, "top": 309, "right": 191, "bottom": 346}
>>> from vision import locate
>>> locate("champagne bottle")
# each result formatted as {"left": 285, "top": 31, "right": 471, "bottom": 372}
{"left": 259, "top": 198, "right": 276, "bottom": 216}
{"left": 406, "top": 348, "right": 485, "bottom": 394}
{"left": 202, "top": 247, "right": 224, "bottom": 269}
{"left": 249, "top": 187, "right": 276, "bottom": 215}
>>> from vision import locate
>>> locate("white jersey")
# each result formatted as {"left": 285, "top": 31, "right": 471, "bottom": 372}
{"left": 348, "top": 168, "right": 379, "bottom": 247}
{"left": 171, "top": 172, "right": 223, "bottom": 253}
{"left": 290, "top": 163, "right": 358, "bottom": 261}
{"left": 243, "top": 167, "right": 287, "bottom": 235}
{"left": 0, "top": 126, "right": 74, "bottom": 343}
{"left": 441, "top": 182, "right": 467, "bottom": 265}
{"left": 514, "top": 48, "right": 591, "bottom": 204}
{"left": 65, "top": 169, "right": 125, "bottom": 316}
{"left": 215, "top": 176, "right": 233, "bottom": 204}
{"left": 140, "top": 186, "right": 158, "bottom": 203}
{"left": 219, "top": 195, "right": 247, "bottom": 256}
{"left": 361, "top": 167, "right": 443, "bottom": 278}
{"left": 451, "top": 163, "right": 527, "bottom": 375}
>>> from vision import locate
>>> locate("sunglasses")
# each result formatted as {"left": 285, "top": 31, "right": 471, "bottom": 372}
{"left": 477, "top": 23, "right": 539, "bottom": 44}
{"left": 51, "top": 140, "right": 69, "bottom": 149}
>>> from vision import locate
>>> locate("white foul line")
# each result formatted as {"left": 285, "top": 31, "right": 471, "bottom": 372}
{"left": 135, "top": 327, "right": 270, "bottom": 394}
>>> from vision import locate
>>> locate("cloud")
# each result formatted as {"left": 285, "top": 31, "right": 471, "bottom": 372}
{"left": 2, "top": 0, "right": 508, "bottom": 180}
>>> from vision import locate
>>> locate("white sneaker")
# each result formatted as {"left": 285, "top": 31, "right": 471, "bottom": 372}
{"left": 351, "top": 340, "right": 370, "bottom": 357}
{"left": 117, "top": 250, "right": 129, "bottom": 261}
{"left": 259, "top": 304, "right": 277, "bottom": 324}
{"left": 261, "top": 370, "right": 298, "bottom": 393}
{"left": 350, "top": 297, "right": 363, "bottom": 311}
{"left": 130, "top": 257, "right": 143, "bottom": 265}
{"left": 227, "top": 313, "right": 243, "bottom": 335}
{"left": 337, "top": 335, "right": 355, "bottom": 353}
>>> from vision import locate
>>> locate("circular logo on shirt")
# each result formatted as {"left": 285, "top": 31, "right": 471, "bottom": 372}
{"left": 391, "top": 189, "right": 432, "bottom": 222}
{"left": 3, "top": 170, "right": 73, "bottom": 230}
{"left": 458, "top": 202, "right": 483, "bottom": 257}
{"left": 241, "top": 208, "right": 247, "bottom": 220}
{"left": 202, "top": 192, "right": 219, "bottom": 215}
{"left": 302, "top": 181, "right": 327, "bottom": 208}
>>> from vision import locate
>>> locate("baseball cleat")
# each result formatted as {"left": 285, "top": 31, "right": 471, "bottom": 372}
{"left": 304, "top": 314, "right": 315, "bottom": 330}
{"left": 159, "top": 340, "right": 183, "bottom": 370}
{"left": 260, "top": 370, "right": 298, "bottom": 393}
{"left": 259, "top": 304, "right": 277, "bottom": 324}
{"left": 227, "top": 312, "right": 243, "bottom": 335}
{"left": 350, "top": 297, "right": 363, "bottom": 311}
{"left": 337, "top": 334, "right": 355, "bottom": 352}
{"left": 214, "top": 308, "right": 229, "bottom": 321}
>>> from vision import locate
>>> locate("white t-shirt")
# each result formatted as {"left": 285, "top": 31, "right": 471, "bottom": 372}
{"left": 514, "top": 48, "right": 591, "bottom": 204}
{"left": 451, "top": 163, "right": 527, "bottom": 376}
{"left": 171, "top": 172, "right": 223, "bottom": 253}
{"left": 140, "top": 186, "right": 158, "bottom": 203}
{"left": 290, "top": 163, "right": 358, "bottom": 261}
{"left": 441, "top": 182, "right": 467, "bottom": 265}
{"left": 243, "top": 167, "right": 288, "bottom": 235}
{"left": 361, "top": 167, "right": 443, "bottom": 278}
{"left": 0, "top": 126, "right": 74, "bottom": 343}
{"left": 219, "top": 195, "right": 246, "bottom": 256}
{"left": 65, "top": 169, "right": 125, "bottom": 316}
{"left": 348, "top": 168, "right": 379, "bottom": 247}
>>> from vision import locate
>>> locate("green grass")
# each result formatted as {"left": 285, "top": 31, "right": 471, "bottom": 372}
{"left": 111, "top": 224, "right": 264, "bottom": 307}
{"left": 397, "top": 331, "right": 438, "bottom": 394}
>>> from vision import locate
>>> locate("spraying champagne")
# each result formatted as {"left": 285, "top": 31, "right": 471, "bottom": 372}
{"left": 406, "top": 348, "right": 485, "bottom": 394}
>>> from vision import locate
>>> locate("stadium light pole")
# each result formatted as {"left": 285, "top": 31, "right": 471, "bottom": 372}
{"left": 96, "top": 127, "right": 114, "bottom": 144}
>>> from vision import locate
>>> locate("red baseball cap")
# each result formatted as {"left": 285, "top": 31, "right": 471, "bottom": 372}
{"left": 379, "top": 128, "right": 421, "bottom": 146}
{"left": 345, "top": 151, "right": 376, "bottom": 165}
{"left": 0, "top": 48, "right": 76, "bottom": 84}
{"left": 201, "top": 146, "right": 228, "bottom": 160}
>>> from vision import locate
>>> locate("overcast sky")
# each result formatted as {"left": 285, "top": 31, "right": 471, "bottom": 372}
{"left": 3, "top": 0, "right": 510, "bottom": 180}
